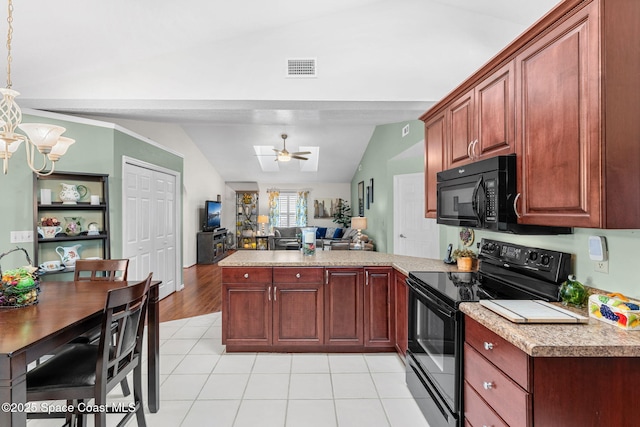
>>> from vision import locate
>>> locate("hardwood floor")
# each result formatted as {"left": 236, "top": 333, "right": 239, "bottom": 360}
{"left": 158, "top": 252, "right": 232, "bottom": 322}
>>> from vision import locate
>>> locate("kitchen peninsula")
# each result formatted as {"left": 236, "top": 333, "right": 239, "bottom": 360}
{"left": 219, "top": 250, "right": 459, "bottom": 353}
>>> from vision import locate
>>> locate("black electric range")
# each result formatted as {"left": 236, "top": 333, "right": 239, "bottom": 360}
{"left": 405, "top": 238, "right": 572, "bottom": 427}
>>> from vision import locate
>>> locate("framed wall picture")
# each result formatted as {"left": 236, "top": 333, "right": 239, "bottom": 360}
{"left": 366, "top": 186, "right": 370, "bottom": 209}
{"left": 369, "top": 178, "right": 374, "bottom": 203}
{"left": 358, "top": 181, "right": 365, "bottom": 216}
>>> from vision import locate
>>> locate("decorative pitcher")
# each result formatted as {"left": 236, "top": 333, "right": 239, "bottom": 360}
{"left": 55, "top": 244, "right": 82, "bottom": 267}
{"left": 59, "top": 183, "right": 88, "bottom": 205}
{"left": 63, "top": 217, "right": 84, "bottom": 236}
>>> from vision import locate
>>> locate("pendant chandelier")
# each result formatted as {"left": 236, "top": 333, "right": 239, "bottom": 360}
{"left": 0, "top": 0, "right": 75, "bottom": 175}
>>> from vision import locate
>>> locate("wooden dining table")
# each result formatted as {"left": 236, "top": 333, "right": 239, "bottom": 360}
{"left": 0, "top": 280, "right": 161, "bottom": 427}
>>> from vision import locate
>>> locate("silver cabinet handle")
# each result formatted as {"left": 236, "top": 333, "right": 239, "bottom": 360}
{"left": 244, "top": 273, "right": 249, "bottom": 279}
{"left": 483, "top": 381, "right": 494, "bottom": 390}
{"left": 471, "top": 139, "right": 478, "bottom": 159}
{"left": 483, "top": 342, "right": 494, "bottom": 351}
{"left": 268, "top": 286, "right": 271, "bottom": 301}
{"left": 325, "top": 270, "right": 328, "bottom": 285}
{"left": 296, "top": 273, "right": 301, "bottom": 278}
{"left": 513, "top": 193, "right": 521, "bottom": 218}
{"left": 365, "top": 270, "right": 369, "bottom": 286}
{"left": 274, "top": 286, "right": 277, "bottom": 301}
{"left": 467, "top": 140, "right": 474, "bottom": 159}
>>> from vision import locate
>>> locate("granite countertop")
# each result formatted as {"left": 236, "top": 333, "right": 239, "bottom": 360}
{"left": 461, "top": 302, "right": 640, "bottom": 358}
{"left": 218, "top": 250, "right": 461, "bottom": 276}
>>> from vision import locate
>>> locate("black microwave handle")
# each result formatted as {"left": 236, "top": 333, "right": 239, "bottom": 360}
{"left": 471, "top": 176, "right": 484, "bottom": 223}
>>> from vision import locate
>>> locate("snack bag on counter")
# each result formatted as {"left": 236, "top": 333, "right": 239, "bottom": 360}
{"left": 589, "top": 293, "right": 640, "bottom": 330}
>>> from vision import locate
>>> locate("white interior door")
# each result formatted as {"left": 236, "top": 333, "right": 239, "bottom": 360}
{"left": 393, "top": 173, "right": 439, "bottom": 258}
{"left": 124, "top": 160, "right": 180, "bottom": 300}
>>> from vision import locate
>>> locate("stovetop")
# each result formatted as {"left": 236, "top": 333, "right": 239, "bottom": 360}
{"left": 408, "top": 238, "right": 573, "bottom": 308}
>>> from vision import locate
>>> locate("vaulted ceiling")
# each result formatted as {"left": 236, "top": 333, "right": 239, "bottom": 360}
{"left": 11, "top": 0, "right": 559, "bottom": 183}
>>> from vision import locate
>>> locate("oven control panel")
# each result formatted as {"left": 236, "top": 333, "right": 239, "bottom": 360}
{"left": 479, "top": 238, "right": 572, "bottom": 283}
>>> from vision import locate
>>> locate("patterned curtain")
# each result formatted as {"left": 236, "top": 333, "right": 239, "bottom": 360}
{"left": 296, "top": 191, "right": 309, "bottom": 226}
{"left": 267, "top": 189, "right": 280, "bottom": 232}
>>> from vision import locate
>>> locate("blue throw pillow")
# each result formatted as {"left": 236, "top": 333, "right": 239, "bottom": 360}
{"left": 333, "top": 228, "right": 344, "bottom": 238}
{"left": 316, "top": 227, "right": 327, "bottom": 239}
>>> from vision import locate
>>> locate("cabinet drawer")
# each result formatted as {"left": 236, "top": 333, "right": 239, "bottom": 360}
{"left": 464, "top": 343, "right": 530, "bottom": 427}
{"left": 465, "top": 316, "right": 530, "bottom": 389}
{"left": 464, "top": 381, "right": 508, "bottom": 427}
{"left": 273, "top": 267, "right": 324, "bottom": 283}
{"left": 222, "top": 267, "right": 272, "bottom": 283}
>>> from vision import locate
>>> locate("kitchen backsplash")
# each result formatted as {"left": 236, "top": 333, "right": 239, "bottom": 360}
{"left": 440, "top": 226, "right": 640, "bottom": 299}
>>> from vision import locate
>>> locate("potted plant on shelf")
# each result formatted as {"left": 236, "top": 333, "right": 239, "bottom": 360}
{"left": 452, "top": 248, "right": 477, "bottom": 271}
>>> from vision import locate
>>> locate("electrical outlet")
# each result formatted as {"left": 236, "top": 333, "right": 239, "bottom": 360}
{"left": 595, "top": 260, "right": 609, "bottom": 273}
{"left": 402, "top": 124, "right": 410, "bottom": 137}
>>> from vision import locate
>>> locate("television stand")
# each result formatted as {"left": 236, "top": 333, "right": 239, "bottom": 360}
{"left": 197, "top": 229, "right": 228, "bottom": 264}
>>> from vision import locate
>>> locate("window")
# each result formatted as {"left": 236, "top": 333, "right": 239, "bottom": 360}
{"left": 278, "top": 192, "right": 297, "bottom": 227}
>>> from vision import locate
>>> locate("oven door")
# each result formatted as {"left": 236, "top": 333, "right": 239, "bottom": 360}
{"left": 406, "top": 278, "right": 461, "bottom": 427}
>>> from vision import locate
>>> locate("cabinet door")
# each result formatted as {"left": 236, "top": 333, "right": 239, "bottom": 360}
{"left": 364, "top": 267, "right": 394, "bottom": 348}
{"left": 221, "top": 267, "right": 273, "bottom": 345}
{"left": 515, "top": 3, "right": 600, "bottom": 227}
{"left": 394, "top": 271, "right": 408, "bottom": 356}
{"left": 273, "top": 267, "right": 324, "bottom": 346}
{"left": 424, "top": 112, "right": 446, "bottom": 218}
{"left": 222, "top": 283, "right": 272, "bottom": 345}
{"left": 447, "top": 89, "right": 475, "bottom": 167}
{"left": 475, "top": 61, "right": 515, "bottom": 159}
{"left": 324, "top": 268, "right": 363, "bottom": 346}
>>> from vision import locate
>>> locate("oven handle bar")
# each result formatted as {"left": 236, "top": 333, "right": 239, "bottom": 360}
{"left": 406, "top": 278, "right": 455, "bottom": 319}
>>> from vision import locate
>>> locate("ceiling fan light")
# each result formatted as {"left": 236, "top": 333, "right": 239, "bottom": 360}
{"left": 277, "top": 153, "right": 291, "bottom": 162}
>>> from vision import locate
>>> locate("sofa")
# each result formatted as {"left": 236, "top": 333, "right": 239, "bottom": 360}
{"left": 269, "top": 226, "right": 374, "bottom": 251}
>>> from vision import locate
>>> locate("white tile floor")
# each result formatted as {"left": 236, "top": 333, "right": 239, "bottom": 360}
{"left": 28, "top": 312, "right": 430, "bottom": 427}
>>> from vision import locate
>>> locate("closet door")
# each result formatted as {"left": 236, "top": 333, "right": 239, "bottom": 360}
{"left": 124, "top": 162, "right": 179, "bottom": 299}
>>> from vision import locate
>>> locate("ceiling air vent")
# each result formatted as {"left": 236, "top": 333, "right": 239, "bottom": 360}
{"left": 286, "top": 58, "right": 317, "bottom": 78}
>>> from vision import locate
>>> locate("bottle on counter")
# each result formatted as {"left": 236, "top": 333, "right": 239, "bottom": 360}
{"left": 559, "top": 275, "right": 588, "bottom": 308}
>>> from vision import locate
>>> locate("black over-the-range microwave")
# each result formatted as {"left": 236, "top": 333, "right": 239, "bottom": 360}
{"left": 436, "top": 154, "right": 571, "bottom": 235}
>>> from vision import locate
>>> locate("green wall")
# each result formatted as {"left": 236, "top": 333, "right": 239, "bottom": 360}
{"left": 354, "top": 119, "right": 640, "bottom": 299}
{"left": 351, "top": 120, "right": 425, "bottom": 253}
{"left": 0, "top": 113, "right": 183, "bottom": 276}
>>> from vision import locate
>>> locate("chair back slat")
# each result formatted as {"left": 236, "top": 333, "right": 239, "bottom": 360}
{"left": 74, "top": 259, "right": 129, "bottom": 281}
{"left": 97, "top": 273, "right": 152, "bottom": 390}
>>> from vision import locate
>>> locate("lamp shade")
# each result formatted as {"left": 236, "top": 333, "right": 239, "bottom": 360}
{"left": 257, "top": 215, "right": 269, "bottom": 224}
{"left": 351, "top": 216, "right": 367, "bottom": 230}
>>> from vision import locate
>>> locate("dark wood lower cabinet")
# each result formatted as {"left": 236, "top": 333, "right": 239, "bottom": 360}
{"left": 222, "top": 266, "right": 395, "bottom": 352}
{"left": 324, "top": 268, "right": 364, "bottom": 346}
{"left": 273, "top": 267, "right": 324, "bottom": 346}
{"left": 464, "top": 315, "right": 640, "bottom": 426}
{"left": 394, "top": 271, "right": 408, "bottom": 356}
{"left": 364, "top": 267, "right": 394, "bottom": 347}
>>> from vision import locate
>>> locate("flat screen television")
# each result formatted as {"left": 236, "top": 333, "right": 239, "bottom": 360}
{"left": 204, "top": 200, "right": 222, "bottom": 231}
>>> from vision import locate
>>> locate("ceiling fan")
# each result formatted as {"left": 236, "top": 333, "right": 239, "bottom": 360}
{"left": 273, "top": 133, "right": 311, "bottom": 162}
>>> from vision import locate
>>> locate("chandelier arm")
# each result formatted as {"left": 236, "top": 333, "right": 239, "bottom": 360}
{"left": 24, "top": 138, "right": 49, "bottom": 173}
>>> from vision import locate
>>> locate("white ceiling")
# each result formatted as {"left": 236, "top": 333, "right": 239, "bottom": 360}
{"left": 9, "top": 0, "right": 560, "bottom": 183}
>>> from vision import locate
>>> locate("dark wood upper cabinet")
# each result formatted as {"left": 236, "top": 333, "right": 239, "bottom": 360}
{"left": 424, "top": 112, "right": 446, "bottom": 218}
{"left": 421, "top": 0, "right": 640, "bottom": 229}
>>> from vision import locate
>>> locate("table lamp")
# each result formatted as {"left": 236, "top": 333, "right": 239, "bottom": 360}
{"left": 351, "top": 216, "right": 367, "bottom": 250}
{"left": 257, "top": 215, "right": 269, "bottom": 235}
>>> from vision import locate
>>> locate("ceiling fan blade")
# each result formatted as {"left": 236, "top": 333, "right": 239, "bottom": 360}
{"left": 291, "top": 151, "right": 312, "bottom": 156}
{"left": 291, "top": 155, "right": 308, "bottom": 160}
{"left": 272, "top": 148, "right": 281, "bottom": 153}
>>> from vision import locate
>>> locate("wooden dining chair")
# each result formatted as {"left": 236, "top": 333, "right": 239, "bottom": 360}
{"left": 74, "top": 258, "right": 129, "bottom": 281}
{"left": 26, "top": 273, "right": 153, "bottom": 427}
